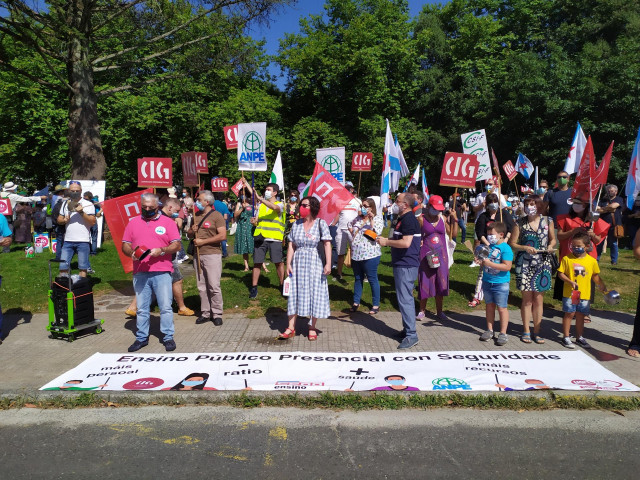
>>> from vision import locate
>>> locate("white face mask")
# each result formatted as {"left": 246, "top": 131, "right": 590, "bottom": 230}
{"left": 488, "top": 202, "right": 499, "bottom": 211}
{"left": 391, "top": 204, "right": 399, "bottom": 214}
{"left": 487, "top": 234, "right": 498, "bottom": 245}
{"left": 525, "top": 205, "right": 537, "bottom": 216}
{"left": 264, "top": 190, "right": 272, "bottom": 200}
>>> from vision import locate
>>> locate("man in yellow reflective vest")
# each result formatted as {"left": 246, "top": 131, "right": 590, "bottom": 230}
{"left": 243, "top": 179, "right": 285, "bottom": 298}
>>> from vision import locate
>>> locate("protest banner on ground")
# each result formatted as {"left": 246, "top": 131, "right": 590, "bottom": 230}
{"left": 223, "top": 125, "right": 238, "bottom": 149}
{"left": 237, "top": 122, "right": 267, "bottom": 171}
{"left": 461, "top": 129, "right": 491, "bottom": 181}
{"left": 352, "top": 152, "right": 372, "bottom": 171}
{"left": 317, "top": 147, "right": 346, "bottom": 185}
{"left": 40, "top": 350, "right": 639, "bottom": 392}
{"left": 101, "top": 189, "right": 153, "bottom": 273}
{"left": 439, "top": 152, "right": 479, "bottom": 189}
{"left": 137, "top": 157, "right": 172, "bottom": 188}
{"left": 211, "top": 177, "right": 228, "bottom": 192}
{"left": 181, "top": 152, "right": 199, "bottom": 187}
{"left": 308, "top": 161, "right": 354, "bottom": 224}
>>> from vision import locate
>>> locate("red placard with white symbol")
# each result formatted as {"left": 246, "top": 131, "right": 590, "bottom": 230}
{"left": 137, "top": 157, "right": 173, "bottom": 188}
{"left": 102, "top": 189, "right": 153, "bottom": 273}
{"left": 0, "top": 198, "right": 12, "bottom": 215}
{"left": 211, "top": 177, "right": 229, "bottom": 192}
{"left": 182, "top": 151, "right": 208, "bottom": 174}
{"left": 503, "top": 160, "right": 517, "bottom": 181}
{"left": 223, "top": 125, "right": 238, "bottom": 149}
{"left": 439, "top": 152, "right": 479, "bottom": 188}
{"left": 351, "top": 152, "right": 372, "bottom": 171}
{"left": 181, "top": 152, "right": 199, "bottom": 186}
{"left": 231, "top": 178, "right": 244, "bottom": 196}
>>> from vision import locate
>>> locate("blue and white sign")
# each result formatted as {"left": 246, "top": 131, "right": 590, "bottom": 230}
{"left": 316, "top": 147, "right": 346, "bottom": 185}
{"left": 237, "top": 122, "right": 267, "bottom": 172}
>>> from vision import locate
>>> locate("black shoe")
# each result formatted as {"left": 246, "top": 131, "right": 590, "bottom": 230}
{"left": 128, "top": 339, "right": 148, "bottom": 352}
{"left": 213, "top": 317, "right": 223, "bottom": 326}
{"left": 163, "top": 339, "right": 176, "bottom": 351}
{"left": 249, "top": 286, "right": 258, "bottom": 299}
{"left": 195, "top": 316, "right": 210, "bottom": 324}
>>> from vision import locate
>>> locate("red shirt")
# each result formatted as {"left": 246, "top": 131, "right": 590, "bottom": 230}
{"left": 555, "top": 214, "right": 609, "bottom": 259}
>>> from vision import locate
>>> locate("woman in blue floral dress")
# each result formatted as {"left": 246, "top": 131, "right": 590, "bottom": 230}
{"left": 279, "top": 196, "right": 332, "bottom": 341}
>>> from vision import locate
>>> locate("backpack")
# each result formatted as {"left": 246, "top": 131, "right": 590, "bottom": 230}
{"left": 51, "top": 199, "right": 65, "bottom": 226}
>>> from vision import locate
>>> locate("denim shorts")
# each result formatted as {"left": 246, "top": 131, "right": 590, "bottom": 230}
{"left": 171, "top": 260, "right": 183, "bottom": 283}
{"left": 482, "top": 281, "right": 510, "bottom": 308}
{"left": 59, "top": 241, "right": 90, "bottom": 271}
{"left": 562, "top": 297, "right": 590, "bottom": 314}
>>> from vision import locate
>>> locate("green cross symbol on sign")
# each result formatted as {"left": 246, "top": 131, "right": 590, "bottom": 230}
{"left": 243, "top": 131, "right": 263, "bottom": 152}
{"left": 321, "top": 154, "right": 342, "bottom": 174}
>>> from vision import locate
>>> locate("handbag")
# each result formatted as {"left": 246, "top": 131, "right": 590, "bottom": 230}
{"left": 187, "top": 209, "right": 215, "bottom": 255}
{"left": 611, "top": 213, "right": 624, "bottom": 238}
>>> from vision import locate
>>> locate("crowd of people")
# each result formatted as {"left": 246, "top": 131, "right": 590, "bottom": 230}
{"left": 0, "top": 173, "right": 639, "bottom": 357}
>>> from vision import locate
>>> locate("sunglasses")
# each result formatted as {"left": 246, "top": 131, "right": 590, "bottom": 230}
{"left": 69, "top": 180, "right": 81, "bottom": 186}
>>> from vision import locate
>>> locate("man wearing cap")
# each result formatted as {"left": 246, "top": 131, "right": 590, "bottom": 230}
{"left": 122, "top": 193, "right": 182, "bottom": 352}
{"left": 57, "top": 180, "right": 96, "bottom": 277}
{"left": 1, "top": 181, "right": 46, "bottom": 253}
{"left": 333, "top": 182, "right": 361, "bottom": 281}
{"left": 377, "top": 193, "right": 422, "bottom": 349}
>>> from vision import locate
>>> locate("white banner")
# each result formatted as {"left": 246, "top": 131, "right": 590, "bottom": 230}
{"left": 461, "top": 130, "right": 492, "bottom": 182}
{"left": 66, "top": 180, "right": 106, "bottom": 249}
{"left": 237, "top": 122, "right": 267, "bottom": 171}
{"left": 40, "top": 351, "right": 638, "bottom": 392}
{"left": 316, "top": 147, "right": 346, "bottom": 185}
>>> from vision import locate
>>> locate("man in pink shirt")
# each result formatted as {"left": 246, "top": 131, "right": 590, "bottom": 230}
{"left": 122, "top": 193, "right": 182, "bottom": 352}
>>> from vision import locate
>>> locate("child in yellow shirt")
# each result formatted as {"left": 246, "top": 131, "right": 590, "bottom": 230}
{"left": 557, "top": 232, "right": 608, "bottom": 349}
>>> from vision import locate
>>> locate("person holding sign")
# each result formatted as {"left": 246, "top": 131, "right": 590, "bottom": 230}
{"left": 243, "top": 180, "right": 286, "bottom": 299}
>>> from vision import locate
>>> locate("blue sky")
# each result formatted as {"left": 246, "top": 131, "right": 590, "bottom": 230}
{"left": 248, "top": 0, "right": 445, "bottom": 88}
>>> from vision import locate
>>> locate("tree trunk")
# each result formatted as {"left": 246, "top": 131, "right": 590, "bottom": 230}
{"left": 67, "top": 1, "right": 106, "bottom": 181}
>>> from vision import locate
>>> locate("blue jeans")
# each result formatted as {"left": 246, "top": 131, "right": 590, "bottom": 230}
{"left": 222, "top": 240, "right": 228, "bottom": 256}
{"left": 329, "top": 225, "right": 338, "bottom": 267}
{"left": 596, "top": 226, "right": 618, "bottom": 264}
{"left": 352, "top": 256, "right": 381, "bottom": 307}
{"left": 59, "top": 241, "right": 90, "bottom": 271}
{"left": 133, "top": 272, "right": 174, "bottom": 342}
{"left": 458, "top": 218, "right": 467, "bottom": 243}
{"left": 393, "top": 266, "right": 419, "bottom": 340}
{"left": 0, "top": 275, "right": 3, "bottom": 336}
{"left": 483, "top": 281, "right": 510, "bottom": 308}
{"left": 89, "top": 224, "right": 98, "bottom": 254}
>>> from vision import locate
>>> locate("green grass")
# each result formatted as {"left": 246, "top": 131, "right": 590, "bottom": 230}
{"left": 2, "top": 391, "right": 640, "bottom": 411}
{"left": 1, "top": 229, "right": 638, "bottom": 316}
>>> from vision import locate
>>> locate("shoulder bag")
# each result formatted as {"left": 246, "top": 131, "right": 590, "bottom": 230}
{"left": 187, "top": 210, "right": 215, "bottom": 255}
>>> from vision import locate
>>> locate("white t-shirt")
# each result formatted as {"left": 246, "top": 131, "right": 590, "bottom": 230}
{"left": 61, "top": 199, "right": 96, "bottom": 242}
{"left": 338, "top": 198, "right": 361, "bottom": 230}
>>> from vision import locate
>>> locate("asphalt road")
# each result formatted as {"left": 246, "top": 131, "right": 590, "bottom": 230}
{"left": 1, "top": 407, "right": 638, "bottom": 479}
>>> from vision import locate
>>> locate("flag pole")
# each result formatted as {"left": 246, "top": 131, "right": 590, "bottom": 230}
{"left": 513, "top": 177, "right": 521, "bottom": 203}
{"left": 357, "top": 171, "right": 362, "bottom": 198}
{"left": 496, "top": 170, "right": 503, "bottom": 222}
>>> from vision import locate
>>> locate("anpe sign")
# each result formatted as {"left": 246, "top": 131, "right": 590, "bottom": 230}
{"left": 503, "top": 160, "right": 517, "bottom": 181}
{"left": 0, "top": 198, "right": 12, "bottom": 215}
{"left": 181, "top": 152, "right": 199, "bottom": 187}
{"left": 439, "top": 152, "right": 479, "bottom": 189}
{"left": 137, "top": 157, "right": 172, "bottom": 188}
{"left": 211, "top": 177, "right": 229, "bottom": 192}
{"left": 223, "top": 125, "right": 238, "bottom": 149}
{"left": 351, "top": 152, "right": 372, "bottom": 172}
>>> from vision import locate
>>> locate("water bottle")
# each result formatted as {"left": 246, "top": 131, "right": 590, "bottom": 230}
{"left": 282, "top": 274, "right": 292, "bottom": 297}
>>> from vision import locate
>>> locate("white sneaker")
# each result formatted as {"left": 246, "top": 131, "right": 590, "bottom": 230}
{"left": 416, "top": 311, "right": 426, "bottom": 320}
{"left": 469, "top": 261, "right": 480, "bottom": 268}
{"left": 562, "top": 337, "right": 575, "bottom": 349}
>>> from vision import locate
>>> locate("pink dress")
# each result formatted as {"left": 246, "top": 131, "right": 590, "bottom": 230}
{"left": 418, "top": 217, "right": 449, "bottom": 299}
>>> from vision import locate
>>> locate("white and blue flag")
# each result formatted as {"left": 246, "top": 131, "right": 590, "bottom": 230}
{"left": 516, "top": 153, "right": 534, "bottom": 180}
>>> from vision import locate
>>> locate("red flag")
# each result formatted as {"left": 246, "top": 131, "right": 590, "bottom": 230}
{"left": 571, "top": 136, "right": 595, "bottom": 202}
{"left": 102, "top": 189, "right": 153, "bottom": 273}
{"left": 308, "top": 161, "right": 355, "bottom": 224}
{"left": 491, "top": 148, "right": 500, "bottom": 173}
{"left": 592, "top": 141, "right": 614, "bottom": 191}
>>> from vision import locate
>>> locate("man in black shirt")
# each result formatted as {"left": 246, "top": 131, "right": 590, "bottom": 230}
{"left": 595, "top": 184, "right": 624, "bottom": 265}
{"left": 543, "top": 170, "right": 572, "bottom": 223}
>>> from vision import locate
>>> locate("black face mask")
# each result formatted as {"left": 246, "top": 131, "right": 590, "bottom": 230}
{"left": 69, "top": 191, "right": 81, "bottom": 201}
{"left": 142, "top": 209, "right": 157, "bottom": 219}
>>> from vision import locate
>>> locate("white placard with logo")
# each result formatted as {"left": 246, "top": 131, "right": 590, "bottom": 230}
{"left": 316, "top": 147, "right": 346, "bottom": 185}
{"left": 237, "top": 122, "right": 267, "bottom": 171}
{"left": 39, "top": 350, "right": 638, "bottom": 392}
{"left": 461, "top": 129, "right": 492, "bottom": 182}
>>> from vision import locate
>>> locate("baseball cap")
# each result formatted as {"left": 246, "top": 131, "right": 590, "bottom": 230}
{"left": 428, "top": 195, "right": 445, "bottom": 211}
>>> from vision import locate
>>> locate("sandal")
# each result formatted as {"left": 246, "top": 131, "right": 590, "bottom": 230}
{"left": 521, "top": 333, "right": 532, "bottom": 344}
{"left": 350, "top": 304, "right": 359, "bottom": 312}
{"left": 531, "top": 334, "right": 545, "bottom": 344}
{"left": 468, "top": 298, "right": 480, "bottom": 308}
{"left": 626, "top": 348, "right": 640, "bottom": 358}
{"left": 584, "top": 316, "right": 592, "bottom": 324}
{"left": 308, "top": 328, "right": 317, "bottom": 341}
{"left": 369, "top": 306, "right": 380, "bottom": 315}
{"left": 278, "top": 328, "right": 295, "bottom": 340}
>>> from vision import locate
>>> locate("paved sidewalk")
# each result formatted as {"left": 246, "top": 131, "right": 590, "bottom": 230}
{"left": 1, "top": 295, "right": 638, "bottom": 393}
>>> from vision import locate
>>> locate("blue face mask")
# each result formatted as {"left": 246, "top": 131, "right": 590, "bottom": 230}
{"left": 361, "top": 207, "right": 368, "bottom": 216}
{"left": 183, "top": 380, "right": 205, "bottom": 387}
{"left": 572, "top": 246, "right": 585, "bottom": 255}
{"left": 387, "top": 380, "right": 405, "bottom": 386}
{"left": 171, "top": 212, "right": 179, "bottom": 218}
{"left": 195, "top": 201, "right": 205, "bottom": 211}
{"left": 291, "top": 196, "right": 298, "bottom": 202}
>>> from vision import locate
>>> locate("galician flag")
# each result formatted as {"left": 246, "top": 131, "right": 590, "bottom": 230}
{"left": 625, "top": 126, "right": 640, "bottom": 209}
{"left": 270, "top": 150, "right": 284, "bottom": 191}
{"left": 422, "top": 167, "right": 429, "bottom": 202}
{"left": 564, "top": 122, "right": 588, "bottom": 175}
{"left": 516, "top": 153, "right": 534, "bottom": 180}
{"left": 404, "top": 163, "right": 420, "bottom": 191}
{"left": 381, "top": 119, "right": 409, "bottom": 207}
